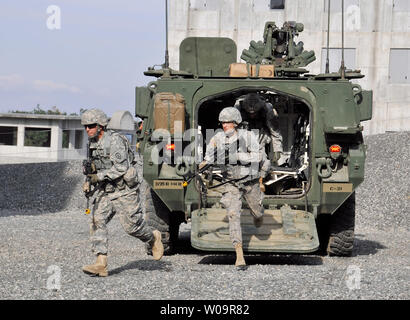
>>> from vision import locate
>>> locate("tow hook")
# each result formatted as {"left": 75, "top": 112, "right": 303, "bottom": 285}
{"left": 176, "top": 156, "right": 193, "bottom": 177}
{"left": 316, "top": 157, "right": 333, "bottom": 178}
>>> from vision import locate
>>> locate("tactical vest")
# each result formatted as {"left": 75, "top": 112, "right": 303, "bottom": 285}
{"left": 213, "top": 131, "right": 260, "bottom": 184}
{"left": 90, "top": 130, "right": 134, "bottom": 171}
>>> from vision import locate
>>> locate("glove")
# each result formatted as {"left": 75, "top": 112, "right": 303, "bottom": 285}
{"left": 82, "top": 160, "right": 96, "bottom": 175}
{"left": 87, "top": 174, "right": 98, "bottom": 185}
{"left": 82, "top": 181, "right": 90, "bottom": 194}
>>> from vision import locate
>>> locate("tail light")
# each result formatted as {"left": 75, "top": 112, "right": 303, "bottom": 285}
{"left": 329, "top": 144, "right": 342, "bottom": 159}
{"left": 166, "top": 143, "right": 175, "bottom": 151}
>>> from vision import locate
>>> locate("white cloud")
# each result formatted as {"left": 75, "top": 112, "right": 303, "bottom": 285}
{"left": 0, "top": 74, "right": 81, "bottom": 94}
{"left": 0, "top": 74, "right": 25, "bottom": 90}
{"left": 33, "top": 80, "right": 81, "bottom": 93}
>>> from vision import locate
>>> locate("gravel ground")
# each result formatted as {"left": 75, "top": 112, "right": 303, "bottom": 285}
{"left": 0, "top": 132, "right": 408, "bottom": 300}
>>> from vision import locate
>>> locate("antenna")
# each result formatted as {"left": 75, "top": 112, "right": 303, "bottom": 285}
{"left": 340, "top": 0, "right": 346, "bottom": 79}
{"left": 325, "top": 0, "right": 330, "bottom": 73}
{"left": 164, "top": 0, "right": 169, "bottom": 69}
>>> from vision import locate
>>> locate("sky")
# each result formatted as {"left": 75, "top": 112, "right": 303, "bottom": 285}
{"left": 0, "top": 0, "right": 166, "bottom": 117}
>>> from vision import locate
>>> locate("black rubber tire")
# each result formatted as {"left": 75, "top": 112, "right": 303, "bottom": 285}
{"left": 326, "top": 192, "right": 356, "bottom": 256}
{"left": 144, "top": 188, "right": 183, "bottom": 255}
{"left": 316, "top": 214, "right": 331, "bottom": 255}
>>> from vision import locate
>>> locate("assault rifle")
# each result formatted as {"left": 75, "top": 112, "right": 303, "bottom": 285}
{"left": 82, "top": 142, "right": 97, "bottom": 215}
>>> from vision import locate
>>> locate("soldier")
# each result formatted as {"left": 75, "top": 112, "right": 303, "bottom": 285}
{"left": 236, "top": 93, "right": 284, "bottom": 191}
{"left": 81, "top": 109, "right": 164, "bottom": 277}
{"left": 200, "top": 107, "right": 266, "bottom": 270}
{"left": 236, "top": 92, "right": 283, "bottom": 164}
{"left": 135, "top": 116, "right": 144, "bottom": 165}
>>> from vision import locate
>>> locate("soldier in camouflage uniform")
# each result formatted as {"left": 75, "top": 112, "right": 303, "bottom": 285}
{"left": 81, "top": 109, "right": 163, "bottom": 277}
{"left": 236, "top": 93, "right": 284, "bottom": 191}
{"left": 201, "top": 107, "right": 266, "bottom": 270}
{"left": 236, "top": 92, "right": 283, "bottom": 163}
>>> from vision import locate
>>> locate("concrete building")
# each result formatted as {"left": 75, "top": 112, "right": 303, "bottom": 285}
{"left": 0, "top": 111, "right": 138, "bottom": 164}
{"left": 168, "top": 0, "right": 410, "bottom": 135}
{"left": 0, "top": 113, "right": 87, "bottom": 164}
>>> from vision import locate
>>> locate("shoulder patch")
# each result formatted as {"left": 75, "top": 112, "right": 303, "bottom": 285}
{"left": 111, "top": 150, "right": 126, "bottom": 163}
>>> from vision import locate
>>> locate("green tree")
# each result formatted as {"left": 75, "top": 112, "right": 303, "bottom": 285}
{"left": 24, "top": 128, "right": 51, "bottom": 147}
{"left": 10, "top": 105, "right": 84, "bottom": 116}
{"left": 9, "top": 104, "right": 77, "bottom": 115}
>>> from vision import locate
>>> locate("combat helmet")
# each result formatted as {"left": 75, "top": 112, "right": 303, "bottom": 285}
{"left": 81, "top": 109, "right": 109, "bottom": 127}
{"left": 218, "top": 107, "right": 242, "bottom": 125}
{"left": 243, "top": 93, "right": 265, "bottom": 114}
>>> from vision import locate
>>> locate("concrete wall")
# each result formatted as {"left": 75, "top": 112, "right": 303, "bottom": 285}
{"left": 168, "top": 0, "right": 410, "bottom": 135}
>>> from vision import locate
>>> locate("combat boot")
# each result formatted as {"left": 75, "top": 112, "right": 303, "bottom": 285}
{"left": 234, "top": 243, "right": 247, "bottom": 270}
{"left": 151, "top": 230, "right": 164, "bottom": 260}
{"left": 82, "top": 254, "right": 108, "bottom": 277}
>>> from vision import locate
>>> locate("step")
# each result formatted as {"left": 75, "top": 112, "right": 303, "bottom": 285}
{"left": 191, "top": 207, "right": 319, "bottom": 253}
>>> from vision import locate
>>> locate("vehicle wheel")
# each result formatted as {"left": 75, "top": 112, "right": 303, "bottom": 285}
{"left": 144, "top": 188, "right": 183, "bottom": 255}
{"left": 316, "top": 214, "right": 331, "bottom": 255}
{"left": 327, "top": 192, "right": 356, "bottom": 256}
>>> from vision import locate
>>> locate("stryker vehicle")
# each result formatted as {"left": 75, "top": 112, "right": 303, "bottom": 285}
{"left": 135, "top": 21, "right": 372, "bottom": 257}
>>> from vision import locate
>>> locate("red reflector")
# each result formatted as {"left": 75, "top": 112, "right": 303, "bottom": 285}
{"left": 329, "top": 145, "right": 341, "bottom": 153}
{"left": 166, "top": 144, "right": 175, "bottom": 151}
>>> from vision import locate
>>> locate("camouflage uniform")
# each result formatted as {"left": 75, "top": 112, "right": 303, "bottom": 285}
{"left": 204, "top": 109, "right": 265, "bottom": 246}
{"left": 88, "top": 129, "right": 154, "bottom": 255}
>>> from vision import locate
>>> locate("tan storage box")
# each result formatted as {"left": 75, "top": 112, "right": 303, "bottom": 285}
{"left": 229, "top": 63, "right": 251, "bottom": 77}
{"left": 254, "top": 64, "right": 275, "bottom": 78}
{"left": 154, "top": 92, "right": 185, "bottom": 135}
{"left": 229, "top": 63, "right": 275, "bottom": 78}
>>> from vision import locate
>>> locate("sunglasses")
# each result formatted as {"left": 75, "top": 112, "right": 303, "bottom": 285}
{"left": 84, "top": 123, "right": 97, "bottom": 129}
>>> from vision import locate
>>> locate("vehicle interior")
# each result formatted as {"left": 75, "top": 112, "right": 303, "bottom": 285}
{"left": 196, "top": 88, "right": 311, "bottom": 197}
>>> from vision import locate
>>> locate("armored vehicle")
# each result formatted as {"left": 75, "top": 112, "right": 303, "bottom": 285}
{"left": 135, "top": 21, "right": 372, "bottom": 257}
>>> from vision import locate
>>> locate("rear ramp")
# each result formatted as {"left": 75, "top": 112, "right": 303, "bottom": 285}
{"left": 191, "top": 206, "right": 319, "bottom": 253}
